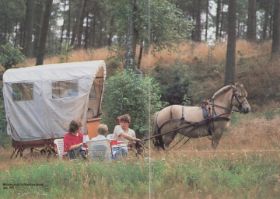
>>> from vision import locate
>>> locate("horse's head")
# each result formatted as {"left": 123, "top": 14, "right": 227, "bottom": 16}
{"left": 231, "top": 83, "right": 251, "bottom": 114}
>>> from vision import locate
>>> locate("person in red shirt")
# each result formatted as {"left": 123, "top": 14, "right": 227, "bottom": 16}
{"left": 64, "top": 120, "right": 86, "bottom": 159}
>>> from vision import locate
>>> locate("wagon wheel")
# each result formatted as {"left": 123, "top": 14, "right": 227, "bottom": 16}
{"left": 40, "top": 146, "right": 56, "bottom": 158}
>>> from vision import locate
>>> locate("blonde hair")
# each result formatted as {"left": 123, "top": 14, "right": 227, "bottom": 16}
{"left": 97, "top": 124, "right": 108, "bottom": 135}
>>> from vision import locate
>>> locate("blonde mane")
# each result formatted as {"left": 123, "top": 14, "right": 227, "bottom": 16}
{"left": 211, "top": 85, "right": 234, "bottom": 99}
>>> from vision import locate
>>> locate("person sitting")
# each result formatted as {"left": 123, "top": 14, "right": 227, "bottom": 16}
{"left": 64, "top": 120, "right": 87, "bottom": 160}
{"left": 87, "top": 124, "right": 111, "bottom": 161}
{"left": 112, "top": 114, "right": 140, "bottom": 158}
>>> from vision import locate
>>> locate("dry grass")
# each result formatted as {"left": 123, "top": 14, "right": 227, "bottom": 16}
{"left": 17, "top": 40, "right": 270, "bottom": 70}
{"left": 1, "top": 114, "right": 280, "bottom": 171}
{"left": 18, "top": 47, "right": 115, "bottom": 67}
{"left": 142, "top": 114, "right": 280, "bottom": 162}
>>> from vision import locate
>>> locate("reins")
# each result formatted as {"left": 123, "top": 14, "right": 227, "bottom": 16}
{"left": 142, "top": 112, "right": 231, "bottom": 142}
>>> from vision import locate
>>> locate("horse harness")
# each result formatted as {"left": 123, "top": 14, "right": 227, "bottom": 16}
{"left": 151, "top": 102, "right": 232, "bottom": 150}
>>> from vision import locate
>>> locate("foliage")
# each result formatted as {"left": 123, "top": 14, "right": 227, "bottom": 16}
{"left": 0, "top": 43, "right": 25, "bottom": 70}
{"left": 263, "top": 108, "right": 280, "bottom": 120}
{"left": 101, "top": 70, "right": 162, "bottom": 137}
{"left": 0, "top": 0, "right": 25, "bottom": 45}
{"left": 59, "top": 43, "right": 72, "bottom": 63}
{"left": 0, "top": 85, "right": 9, "bottom": 148}
{"left": 153, "top": 63, "right": 192, "bottom": 105}
{"left": 105, "top": 55, "right": 123, "bottom": 76}
{"left": 111, "top": 0, "right": 192, "bottom": 50}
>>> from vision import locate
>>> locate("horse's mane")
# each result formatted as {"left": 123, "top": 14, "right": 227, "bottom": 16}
{"left": 211, "top": 85, "right": 233, "bottom": 99}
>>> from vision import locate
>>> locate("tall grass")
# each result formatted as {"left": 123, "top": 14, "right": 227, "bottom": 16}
{"left": 18, "top": 40, "right": 269, "bottom": 69}
{"left": 1, "top": 155, "right": 280, "bottom": 199}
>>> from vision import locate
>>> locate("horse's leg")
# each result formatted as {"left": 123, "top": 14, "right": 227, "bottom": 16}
{"left": 211, "top": 129, "right": 223, "bottom": 149}
{"left": 162, "top": 131, "right": 178, "bottom": 148}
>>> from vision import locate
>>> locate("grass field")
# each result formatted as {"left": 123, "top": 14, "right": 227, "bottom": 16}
{"left": 1, "top": 112, "right": 280, "bottom": 199}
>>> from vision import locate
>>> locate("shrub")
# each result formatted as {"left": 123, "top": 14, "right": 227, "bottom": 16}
{"left": 59, "top": 43, "right": 72, "bottom": 63}
{"left": 0, "top": 43, "right": 25, "bottom": 70}
{"left": 101, "top": 70, "right": 163, "bottom": 137}
{"left": 0, "top": 86, "right": 9, "bottom": 147}
{"left": 153, "top": 63, "right": 193, "bottom": 105}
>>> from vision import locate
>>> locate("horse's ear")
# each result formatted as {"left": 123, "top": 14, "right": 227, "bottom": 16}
{"left": 235, "top": 82, "right": 244, "bottom": 88}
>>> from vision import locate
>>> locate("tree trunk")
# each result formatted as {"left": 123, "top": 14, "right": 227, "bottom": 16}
{"left": 84, "top": 14, "right": 90, "bottom": 49}
{"left": 137, "top": 41, "right": 143, "bottom": 69}
{"left": 18, "top": 21, "right": 25, "bottom": 48}
{"left": 107, "top": 17, "right": 114, "bottom": 46}
{"left": 76, "top": 0, "right": 87, "bottom": 48}
{"left": 205, "top": 0, "right": 209, "bottom": 41}
{"left": 237, "top": 18, "right": 240, "bottom": 38}
{"left": 192, "top": 0, "right": 201, "bottom": 41}
{"left": 272, "top": 0, "right": 280, "bottom": 57}
{"left": 66, "top": 0, "right": 71, "bottom": 43}
{"left": 125, "top": 0, "right": 136, "bottom": 69}
{"left": 33, "top": 1, "right": 44, "bottom": 57}
{"left": 262, "top": 4, "right": 269, "bottom": 40}
{"left": 219, "top": 1, "right": 224, "bottom": 38}
{"left": 225, "top": 0, "right": 236, "bottom": 85}
{"left": 216, "top": 0, "right": 221, "bottom": 40}
{"left": 23, "top": 0, "right": 34, "bottom": 57}
{"left": 247, "top": 0, "right": 257, "bottom": 41}
{"left": 89, "top": 15, "right": 96, "bottom": 48}
{"left": 36, "top": 0, "right": 53, "bottom": 65}
{"left": 59, "top": 0, "right": 67, "bottom": 49}
{"left": 269, "top": 11, "right": 273, "bottom": 39}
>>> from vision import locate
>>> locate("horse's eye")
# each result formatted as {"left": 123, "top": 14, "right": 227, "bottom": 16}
{"left": 235, "top": 92, "right": 242, "bottom": 97}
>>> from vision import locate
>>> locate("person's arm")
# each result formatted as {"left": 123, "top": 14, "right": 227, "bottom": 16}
{"left": 119, "top": 133, "right": 141, "bottom": 142}
{"left": 69, "top": 143, "right": 83, "bottom": 150}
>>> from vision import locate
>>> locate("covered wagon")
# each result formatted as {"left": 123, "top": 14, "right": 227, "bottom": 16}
{"left": 2, "top": 60, "right": 106, "bottom": 157}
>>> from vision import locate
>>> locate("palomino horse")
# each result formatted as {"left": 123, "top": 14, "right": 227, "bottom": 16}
{"left": 153, "top": 83, "right": 251, "bottom": 150}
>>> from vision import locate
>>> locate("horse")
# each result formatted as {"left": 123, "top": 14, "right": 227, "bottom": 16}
{"left": 153, "top": 83, "right": 251, "bottom": 150}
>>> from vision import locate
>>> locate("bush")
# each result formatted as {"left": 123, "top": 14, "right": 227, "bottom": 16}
{"left": 0, "top": 86, "right": 9, "bottom": 147}
{"left": 102, "top": 70, "right": 163, "bottom": 137}
{"left": 0, "top": 43, "right": 25, "bottom": 70}
{"left": 153, "top": 63, "right": 192, "bottom": 105}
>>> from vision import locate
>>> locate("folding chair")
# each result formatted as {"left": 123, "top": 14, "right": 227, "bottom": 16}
{"left": 87, "top": 140, "right": 111, "bottom": 161}
{"left": 54, "top": 138, "right": 67, "bottom": 159}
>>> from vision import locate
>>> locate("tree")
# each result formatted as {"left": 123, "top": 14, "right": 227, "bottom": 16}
{"left": 259, "top": 0, "right": 273, "bottom": 40}
{"left": 153, "top": 63, "right": 192, "bottom": 105}
{"left": 247, "top": 0, "right": 257, "bottom": 41}
{"left": 124, "top": 0, "right": 136, "bottom": 69}
{"left": 23, "top": 0, "right": 34, "bottom": 57}
{"left": 191, "top": 0, "right": 202, "bottom": 41}
{"left": 216, "top": 0, "right": 222, "bottom": 40}
{"left": 36, "top": 0, "right": 53, "bottom": 65}
{"left": 272, "top": 0, "right": 280, "bottom": 57}
{"left": 205, "top": 0, "right": 209, "bottom": 41}
{"left": 0, "top": 0, "right": 25, "bottom": 45}
{"left": 102, "top": 70, "right": 162, "bottom": 137}
{"left": 0, "top": 43, "right": 25, "bottom": 70}
{"left": 225, "top": 0, "right": 236, "bottom": 85}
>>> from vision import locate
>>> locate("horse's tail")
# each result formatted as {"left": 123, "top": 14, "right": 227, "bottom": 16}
{"left": 153, "top": 111, "right": 165, "bottom": 150}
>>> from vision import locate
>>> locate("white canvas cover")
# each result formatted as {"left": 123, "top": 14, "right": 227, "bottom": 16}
{"left": 2, "top": 60, "right": 106, "bottom": 141}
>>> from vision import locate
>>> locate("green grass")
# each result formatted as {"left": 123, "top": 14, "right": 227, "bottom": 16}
{"left": 1, "top": 155, "right": 280, "bottom": 199}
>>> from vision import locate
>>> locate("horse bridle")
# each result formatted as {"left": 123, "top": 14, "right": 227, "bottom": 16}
{"left": 209, "top": 87, "right": 246, "bottom": 116}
